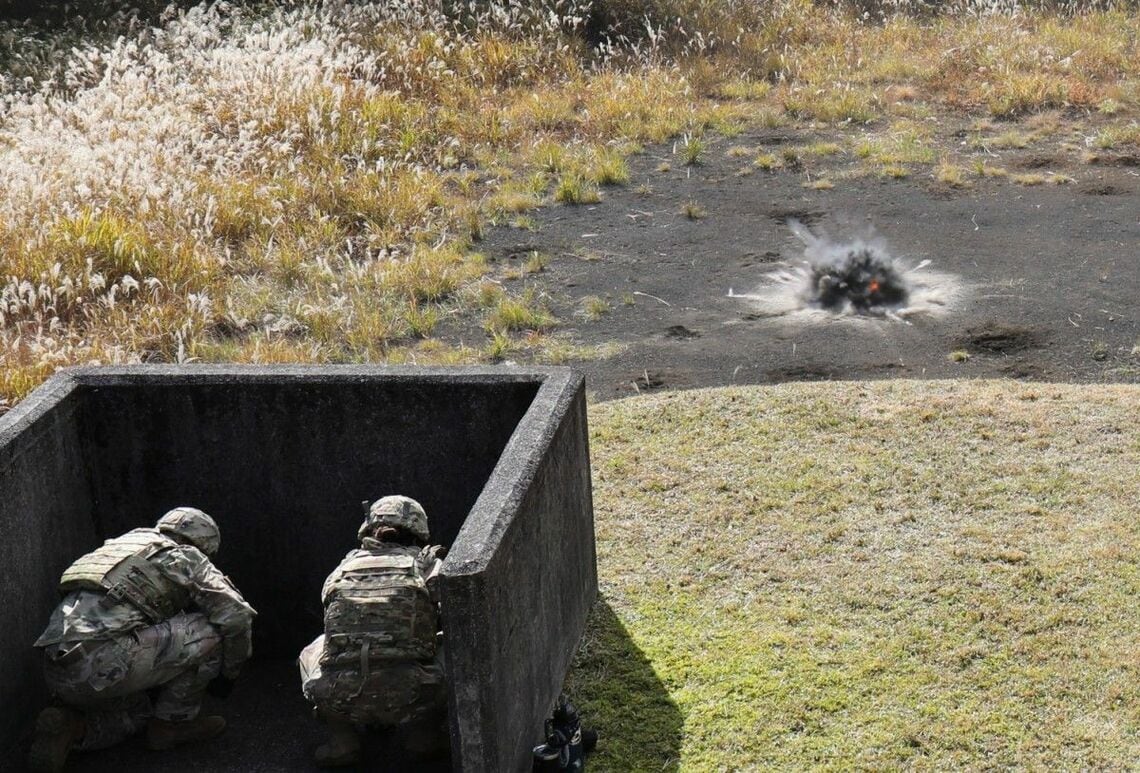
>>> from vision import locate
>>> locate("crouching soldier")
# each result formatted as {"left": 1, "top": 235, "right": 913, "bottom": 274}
{"left": 29, "top": 507, "right": 256, "bottom": 773}
{"left": 299, "top": 495, "right": 449, "bottom": 767}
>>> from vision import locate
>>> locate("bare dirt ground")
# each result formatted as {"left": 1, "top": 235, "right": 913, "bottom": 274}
{"left": 480, "top": 119, "right": 1140, "bottom": 400}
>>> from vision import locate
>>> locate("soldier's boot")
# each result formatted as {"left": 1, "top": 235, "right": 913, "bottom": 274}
{"left": 28, "top": 706, "right": 86, "bottom": 773}
{"left": 145, "top": 715, "right": 226, "bottom": 751}
{"left": 313, "top": 724, "right": 361, "bottom": 768}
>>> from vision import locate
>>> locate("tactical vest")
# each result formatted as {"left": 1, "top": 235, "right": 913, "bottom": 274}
{"left": 320, "top": 550, "right": 438, "bottom": 667}
{"left": 59, "top": 529, "right": 191, "bottom": 623}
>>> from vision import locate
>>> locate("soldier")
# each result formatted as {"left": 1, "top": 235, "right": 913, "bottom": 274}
{"left": 298, "top": 495, "right": 449, "bottom": 767}
{"left": 28, "top": 507, "right": 256, "bottom": 773}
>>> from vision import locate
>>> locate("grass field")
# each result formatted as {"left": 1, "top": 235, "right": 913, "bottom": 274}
{"left": 2, "top": 0, "right": 1139, "bottom": 411}
{"left": 3, "top": 5, "right": 1139, "bottom": 768}
{"left": 570, "top": 380, "right": 1140, "bottom": 770}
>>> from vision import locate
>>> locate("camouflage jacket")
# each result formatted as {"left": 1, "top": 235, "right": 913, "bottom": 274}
{"left": 319, "top": 540, "right": 445, "bottom": 665}
{"left": 35, "top": 528, "right": 257, "bottom": 679}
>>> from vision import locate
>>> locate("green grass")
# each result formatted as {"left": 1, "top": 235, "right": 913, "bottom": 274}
{"left": 591, "top": 150, "right": 631, "bottom": 186}
{"left": 570, "top": 380, "right": 1140, "bottom": 770}
{"left": 483, "top": 288, "right": 556, "bottom": 334}
{"left": 579, "top": 295, "right": 611, "bottom": 321}
{"left": 554, "top": 174, "right": 602, "bottom": 205}
{"left": 856, "top": 122, "right": 937, "bottom": 167}
{"left": 678, "top": 133, "right": 705, "bottom": 166}
{"left": 1094, "top": 123, "right": 1140, "bottom": 149}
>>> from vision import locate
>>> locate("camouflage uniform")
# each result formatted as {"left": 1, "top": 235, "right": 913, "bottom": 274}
{"left": 34, "top": 527, "right": 256, "bottom": 750}
{"left": 298, "top": 539, "right": 447, "bottom": 730}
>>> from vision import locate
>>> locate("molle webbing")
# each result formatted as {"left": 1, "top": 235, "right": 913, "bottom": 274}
{"left": 321, "top": 551, "right": 437, "bottom": 665}
{"left": 58, "top": 529, "right": 188, "bottom": 622}
{"left": 321, "top": 553, "right": 420, "bottom": 603}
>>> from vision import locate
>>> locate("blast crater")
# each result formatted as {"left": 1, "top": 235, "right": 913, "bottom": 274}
{"left": 960, "top": 324, "right": 1045, "bottom": 354}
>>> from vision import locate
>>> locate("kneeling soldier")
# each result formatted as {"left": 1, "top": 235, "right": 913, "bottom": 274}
{"left": 299, "top": 495, "right": 449, "bottom": 767}
{"left": 29, "top": 507, "right": 256, "bottom": 772}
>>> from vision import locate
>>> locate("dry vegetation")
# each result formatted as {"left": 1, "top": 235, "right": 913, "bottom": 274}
{"left": 1, "top": 0, "right": 1139, "bottom": 412}
{"left": 572, "top": 380, "right": 1140, "bottom": 769}
{"left": 3, "top": 4, "right": 1139, "bottom": 767}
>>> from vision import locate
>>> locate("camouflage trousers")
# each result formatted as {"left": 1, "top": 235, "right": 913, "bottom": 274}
{"left": 42, "top": 611, "right": 222, "bottom": 750}
{"left": 298, "top": 634, "right": 446, "bottom": 729}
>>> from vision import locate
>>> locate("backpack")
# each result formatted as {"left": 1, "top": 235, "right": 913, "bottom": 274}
{"left": 320, "top": 550, "right": 438, "bottom": 666}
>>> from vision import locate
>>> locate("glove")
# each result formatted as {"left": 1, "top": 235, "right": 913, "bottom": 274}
{"left": 207, "top": 675, "right": 236, "bottom": 699}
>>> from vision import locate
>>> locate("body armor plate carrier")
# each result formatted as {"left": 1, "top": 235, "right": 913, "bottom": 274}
{"left": 59, "top": 529, "right": 190, "bottom": 623}
{"left": 320, "top": 551, "right": 438, "bottom": 667}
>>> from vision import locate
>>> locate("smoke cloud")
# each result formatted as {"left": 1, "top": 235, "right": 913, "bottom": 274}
{"left": 729, "top": 219, "right": 961, "bottom": 323}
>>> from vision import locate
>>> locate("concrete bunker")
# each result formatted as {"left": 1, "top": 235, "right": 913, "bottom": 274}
{"left": 0, "top": 365, "right": 597, "bottom": 772}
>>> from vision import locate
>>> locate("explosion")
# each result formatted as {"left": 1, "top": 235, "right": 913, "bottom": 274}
{"left": 809, "top": 247, "right": 909, "bottom": 313}
{"left": 729, "top": 219, "right": 960, "bottom": 322}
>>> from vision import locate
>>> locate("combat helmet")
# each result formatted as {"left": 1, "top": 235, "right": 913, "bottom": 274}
{"left": 359, "top": 495, "right": 430, "bottom": 544}
{"left": 156, "top": 507, "right": 221, "bottom": 557}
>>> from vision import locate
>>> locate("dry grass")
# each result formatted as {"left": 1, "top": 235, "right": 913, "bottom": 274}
{"left": 935, "top": 161, "right": 971, "bottom": 187}
{"left": 571, "top": 380, "right": 1140, "bottom": 770}
{"left": 680, "top": 201, "right": 707, "bottom": 220}
{"left": 483, "top": 288, "right": 557, "bottom": 334}
{"left": 0, "top": 1, "right": 702, "bottom": 406}
{"left": 2, "top": 1, "right": 1140, "bottom": 409}
{"left": 1094, "top": 122, "right": 1140, "bottom": 148}
{"left": 754, "top": 152, "right": 784, "bottom": 171}
{"left": 578, "top": 295, "right": 612, "bottom": 321}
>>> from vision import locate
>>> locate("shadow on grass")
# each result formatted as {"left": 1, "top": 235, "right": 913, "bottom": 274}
{"left": 566, "top": 597, "right": 683, "bottom": 772}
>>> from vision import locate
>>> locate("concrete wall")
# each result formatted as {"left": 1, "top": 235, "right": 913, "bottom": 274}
{"left": 72, "top": 367, "right": 541, "bottom": 656}
{"left": 0, "top": 379, "right": 97, "bottom": 751}
{"left": 443, "top": 374, "right": 597, "bottom": 772}
{"left": 0, "top": 365, "right": 597, "bottom": 771}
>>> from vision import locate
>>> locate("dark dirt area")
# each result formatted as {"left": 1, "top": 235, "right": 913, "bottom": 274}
{"left": 11, "top": 660, "right": 450, "bottom": 773}
{"left": 480, "top": 124, "right": 1140, "bottom": 400}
